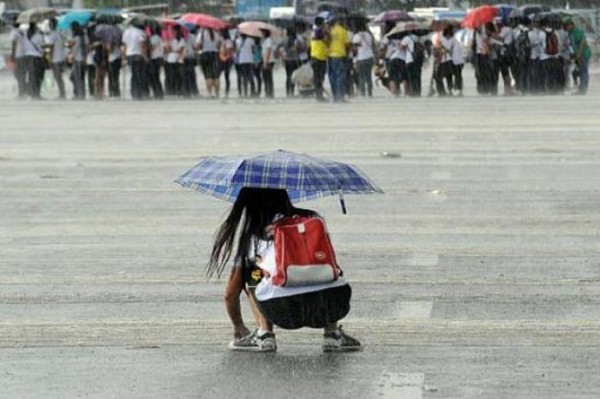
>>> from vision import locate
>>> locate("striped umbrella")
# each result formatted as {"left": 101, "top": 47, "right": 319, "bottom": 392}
{"left": 175, "top": 150, "right": 383, "bottom": 213}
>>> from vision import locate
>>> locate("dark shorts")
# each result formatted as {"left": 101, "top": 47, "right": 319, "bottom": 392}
{"left": 388, "top": 58, "right": 406, "bottom": 84}
{"left": 199, "top": 51, "right": 220, "bottom": 80}
{"left": 258, "top": 284, "right": 351, "bottom": 330}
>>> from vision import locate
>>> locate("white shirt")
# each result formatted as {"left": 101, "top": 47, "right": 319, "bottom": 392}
{"left": 196, "top": 29, "right": 221, "bottom": 52}
{"left": 528, "top": 29, "right": 541, "bottom": 60}
{"left": 352, "top": 31, "right": 374, "bottom": 61}
{"left": 185, "top": 33, "right": 197, "bottom": 59}
{"left": 297, "top": 34, "right": 308, "bottom": 61}
{"left": 150, "top": 35, "right": 164, "bottom": 59}
{"left": 440, "top": 35, "right": 453, "bottom": 63}
{"left": 10, "top": 28, "right": 25, "bottom": 59}
{"left": 45, "top": 31, "right": 65, "bottom": 63}
{"left": 123, "top": 27, "right": 146, "bottom": 56}
{"left": 401, "top": 35, "right": 415, "bottom": 64}
{"left": 86, "top": 48, "right": 95, "bottom": 65}
{"left": 237, "top": 37, "right": 254, "bottom": 64}
{"left": 22, "top": 32, "right": 44, "bottom": 57}
{"left": 499, "top": 26, "right": 513, "bottom": 46}
{"left": 451, "top": 36, "right": 464, "bottom": 65}
{"left": 166, "top": 38, "right": 185, "bottom": 63}
{"left": 262, "top": 37, "right": 274, "bottom": 64}
{"left": 70, "top": 35, "right": 87, "bottom": 62}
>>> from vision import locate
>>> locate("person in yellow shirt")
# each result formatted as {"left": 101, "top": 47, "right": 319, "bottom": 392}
{"left": 310, "top": 16, "right": 329, "bottom": 101}
{"left": 327, "top": 17, "right": 350, "bottom": 102}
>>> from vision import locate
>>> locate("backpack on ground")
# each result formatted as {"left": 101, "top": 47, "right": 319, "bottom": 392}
{"left": 271, "top": 216, "right": 340, "bottom": 287}
{"left": 515, "top": 29, "right": 531, "bottom": 60}
{"left": 545, "top": 30, "right": 559, "bottom": 56}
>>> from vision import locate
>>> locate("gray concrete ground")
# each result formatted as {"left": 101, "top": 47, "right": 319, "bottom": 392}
{"left": 1, "top": 65, "right": 600, "bottom": 399}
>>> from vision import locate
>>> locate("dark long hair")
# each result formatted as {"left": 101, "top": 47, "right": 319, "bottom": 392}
{"left": 207, "top": 188, "right": 315, "bottom": 278}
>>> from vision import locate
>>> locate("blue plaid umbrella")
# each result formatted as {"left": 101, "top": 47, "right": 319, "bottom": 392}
{"left": 175, "top": 150, "right": 383, "bottom": 213}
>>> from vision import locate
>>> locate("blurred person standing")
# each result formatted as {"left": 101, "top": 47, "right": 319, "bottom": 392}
{"left": 9, "top": 21, "right": 27, "bottom": 98}
{"left": 219, "top": 29, "right": 235, "bottom": 98}
{"left": 252, "top": 37, "right": 263, "bottom": 97}
{"left": 400, "top": 30, "right": 422, "bottom": 97}
{"left": 21, "top": 23, "right": 45, "bottom": 99}
{"left": 165, "top": 25, "right": 185, "bottom": 96}
{"left": 261, "top": 29, "right": 275, "bottom": 98}
{"left": 148, "top": 24, "right": 164, "bottom": 99}
{"left": 528, "top": 19, "right": 543, "bottom": 94}
{"left": 450, "top": 26, "right": 464, "bottom": 96}
{"left": 281, "top": 27, "right": 302, "bottom": 97}
{"left": 513, "top": 17, "right": 531, "bottom": 94}
{"left": 45, "top": 18, "right": 66, "bottom": 99}
{"left": 310, "top": 16, "right": 328, "bottom": 102}
{"left": 237, "top": 33, "right": 255, "bottom": 98}
{"left": 85, "top": 26, "right": 96, "bottom": 98}
{"left": 539, "top": 18, "right": 561, "bottom": 94}
{"left": 352, "top": 20, "right": 375, "bottom": 97}
{"left": 564, "top": 18, "right": 591, "bottom": 95}
{"left": 182, "top": 27, "right": 199, "bottom": 98}
{"left": 106, "top": 26, "right": 123, "bottom": 98}
{"left": 327, "top": 17, "right": 350, "bottom": 102}
{"left": 68, "top": 22, "right": 87, "bottom": 100}
{"left": 196, "top": 28, "right": 222, "bottom": 98}
{"left": 497, "top": 20, "right": 514, "bottom": 95}
{"left": 122, "top": 20, "right": 148, "bottom": 100}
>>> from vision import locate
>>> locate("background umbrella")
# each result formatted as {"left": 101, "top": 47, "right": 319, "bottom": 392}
{"left": 385, "top": 21, "right": 430, "bottom": 39}
{"left": 373, "top": 10, "right": 412, "bottom": 24}
{"left": 494, "top": 4, "right": 516, "bottom": 24}
{"left": 57, "top": 10, "right": 94, "bottom": 31}
{"left": 175, "top": 150, "right": 383, "bottom": 214}
{"left": 180, "top": 13, "right": 228, "bottom": 30}
{"left": 238, "top": 21, "right": 282, "bottom": 38}
{"left": 462, "top": 5, "right": 498, "bottom": 29}
{"left": 433, "top": 10, "right": 466, "bottom": 22}
{"left": 17, "top": 7, "right": 57, "bottom": 24}
{"left": 159, "top": 18, "right": 191, "bottom": 40}
{"left": 95, "top": 9, "right": 124, "bottom": 25}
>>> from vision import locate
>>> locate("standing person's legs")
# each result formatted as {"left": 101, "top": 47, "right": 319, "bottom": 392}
{"left": 71, "top": 60, "right": 86, "bottom": 99}
{"left": 87, "top": 65, "right": 96, "bottom": 97}
{"left": 222, "top": 60, "right": 232, "bottom": 97}
{"left": 164, "top": 63, "right": 174, "bottom": 95}
{"left": 312, "top": 59, "right": 326, "bottom": 100}
{"left": 14, "top": 58, "right": 27, "bottom": 98}
{"left": 263, "top": 64, "right": 274, "bottom": 98}
{"left": 152, "top": 58, "right": 164, "bottom": 99}
{"left": 489, "top": 59, "right": 499, "bottom": 96}
{"left": 356, "top": 59, "right": 367, "bottom": 96}
{"left": 578, "top": 58, "right": 589, "bottom": 94}
{"left": 108, "top": 59, "right": 121, "bottom": 97}
{"left": 235, "top": 63, "right": 243, "bottom": 97}
{"left": 27, "top": 56, "right": 43, "bottom": 98}
{"left": 453, "top": 63, "right": 463, "bottom": 95}
{"left": 284, "top": 60, "right": 298, "bottom": 96}
{"left": 95, "top": 66, "right": 106, "bottom": 99}
{"left": 253, "top": 63, "right": 262, "bottom": 96}
{"left": 364, "top": 58, "right": 374, "bottom": 97}
{"left": 52, "top": 62, "right": 66, "bottom": 99}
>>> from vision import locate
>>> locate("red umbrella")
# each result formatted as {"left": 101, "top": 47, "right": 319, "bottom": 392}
{"left": 238, "top": 21, "right": 282, "bottom": 39}
{"left": 180, "top": 13, "right": 228, "bottom": 30}
{"left": 462, "top": 5, "right": 498, "bottom": 29}
{"left": 159, "top": 18, "right": 190, "bottom": 41}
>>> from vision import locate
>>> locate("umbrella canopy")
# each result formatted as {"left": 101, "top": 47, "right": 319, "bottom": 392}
{"left": 175, "top": 150, "right": 383, "bottom": 212}
{"left": 373, "top": 10, "right": 412, "bottom": 24}
{"left": 180, "top": 13, "right": 228, "bottom": 30}
{"left": 95, "top": 10, "right": 124, "bottom": 25}
{"left": 57, "top": 10, "right": 94, "bottom": 31}
{"left": 17, "top": 7, "right": 57, "bottom": 24}
{"left": 509, "top": 4, "right": 551, "bottom": 21}
{"left": 494, "top": 4, "right": 516, "bottom": 24}
{"left": 159, "top": 18, "right": 190, "bottom": 40}
{"left": 385, "top": 21, "right": 431, "bottom": 39}
{"left": 433, "top": 10, "right": 466, "bottom": 22}
{"left": 238, "top": 21, "right": 282, "bottom": 38}
{"left": 462, "top": 5, "right": 498, "bottom": 29}
{"left": 94, "top": 23, "right": 122, "bottom": 45}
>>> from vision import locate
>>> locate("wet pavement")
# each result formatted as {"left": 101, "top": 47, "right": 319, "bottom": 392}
{"left": 1, "top": 67, "right": 600, "bottom": 398}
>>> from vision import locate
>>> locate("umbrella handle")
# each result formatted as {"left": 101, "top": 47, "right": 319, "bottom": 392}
{"left": 339, "top": 191, "right": 347, "bottom": 215}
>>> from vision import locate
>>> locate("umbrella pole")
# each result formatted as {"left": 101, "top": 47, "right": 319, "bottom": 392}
{"left": 339, "top": 191, "right": 347, "bottom": 214}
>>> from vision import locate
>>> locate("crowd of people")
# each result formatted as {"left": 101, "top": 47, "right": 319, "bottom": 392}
{"left": 7, "top": 13, "right": 593, "bottom": 101}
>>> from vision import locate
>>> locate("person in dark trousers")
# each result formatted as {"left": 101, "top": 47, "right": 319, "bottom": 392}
{"left": 46, "top": 18, "right": 67, "bottom": 99}
{"left": 22, "top": 23, "right": 45, "bottom": 99}
{"left": 9, "top": 22, "right": 27, "bottom": 98}
{"left": 68, "top": 22, "right": 87, "bottom": 100}
{"left": 123, "top": 20, "right": 148, "bottom": 100}
{"left": 165, "top": 25, "right": 185, "bottom": 96}
{"left": 107, "top": 26, "right": 122, "bottom": 98}
{"left": 282, "top": 27, "right": 301, "bottom": 97}
{"left": 261, "top": 29, "right": 275, "bottom": 98}
{"left": 219, "top": 29, "right": 235, "bottom": 98}
{"left": 310, "top": 16, "right": 328, "bottom": 102}
{"left": 85, "top": 26, "right": 97, "bottom": 98}
{"left": 182, "top": 29, "right": 199, "bottom": 98}
{"left": 237, "top": 34, "right": 255, "bottom": 97}
{"left": 147, "top": 24, "right": 164, "bottom": 99}
{"left": 252, "top": 37, "right": 262, "bottom": 97}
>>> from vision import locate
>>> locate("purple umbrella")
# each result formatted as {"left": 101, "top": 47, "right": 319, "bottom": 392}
{"left": 373, "top": 10, "right": 412, "bottom": 24}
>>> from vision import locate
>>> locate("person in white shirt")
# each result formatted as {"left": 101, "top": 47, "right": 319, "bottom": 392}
{"left": 237, "top": 34, "right": 255, "bottom": 97}
{"left": 9, "top": 22, "right": 27, "bottom": 98}
{"left": 528, "top": 20, "right": 543, "bottom": 93}
{"left": 497, "top": 21, "right": 514, "bottom": 95}
{"left": 383, "top": 36, "right": 405, "bottom": 96}
{"left": 195, "top": 28, "right": 221, "bottom": 97}
{"left": 67, "top": 22, "right": 87, "bottom": 99}
{"left": 281, "top": 27, "right": 302, "bottom": 97}
{"left": 218, "top": 28, "right": 235, "bottom": 98}
{"left": 122, "top": 21, "right": 148, "bottom": 100}
{"left": 165, "top": 25, "right": 185, "bottom": 96}
{"left": 148, "top": 24, "right": 164, "bottom": 99}
{"left": 261, "top": 29, "right": 275, "bottom": 98}
{"left": 352, "top": 21, "right": 375, "bottom": 97}
{"left": 45, "top": 18, "right": 66, "bottom": 99}
{"left": 22, "top": 24, "right": 45, "bottom": 99}
{"left": 85, "top": 26, "right": 97, "bottom": 98}
{"left": 450, "top": 27, "right": 465, "bottom": 96}
{"left": 183, "top": 30, "right": 199, "bottom": 98}
{"left": 400, "top": 32, "right": 421, "bottom": 96}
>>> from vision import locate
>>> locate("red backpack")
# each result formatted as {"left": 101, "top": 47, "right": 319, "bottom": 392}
{"left": 271, "top": 216, "right": 340, "bottom": 287}
{"left": 545, "top": 30, "right": 559, "bottom": 56}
